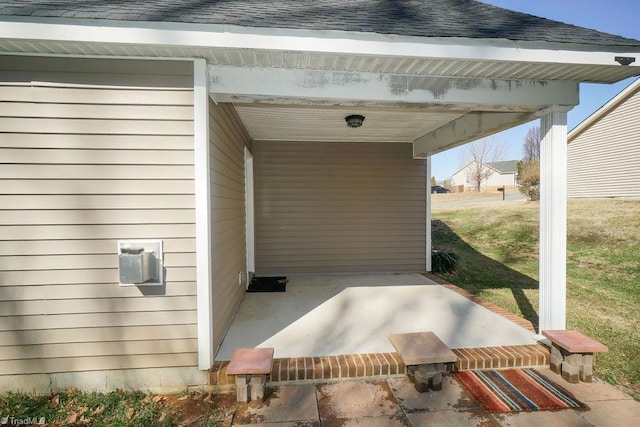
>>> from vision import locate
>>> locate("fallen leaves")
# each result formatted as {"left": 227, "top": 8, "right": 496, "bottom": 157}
{"left": 47, "top": 394, "right": 60, "bottom": 408}
{"left": 1, "top": 389, "right": 235, "bottom": 427}
{"left": 65, "top": 406, "right": 89, "bottom": 425}
{"left": 91, "top": 405, "right": 106, "bottom": 416}
{"left": 124, "top": 407, "right": 135, "bottom": 420}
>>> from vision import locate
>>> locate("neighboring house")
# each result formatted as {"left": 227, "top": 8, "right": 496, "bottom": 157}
{"left": 451, "top": 160, "right": 519, "bottom": 190}
{"left": 1, "top": 0, "right": 639, "bottom": 392}
{"left": 568, "top": 78, "right": 640, "bottom": 198}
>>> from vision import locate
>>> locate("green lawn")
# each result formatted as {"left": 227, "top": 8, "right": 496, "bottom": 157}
{"left": 432, "top": 198, "right": 640, "bottom": 400}
{"left": 0, "top": 388, "right": 229, "bottom": 426}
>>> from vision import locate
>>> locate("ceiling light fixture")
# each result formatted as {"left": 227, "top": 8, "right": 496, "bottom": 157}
{"left": 345, "top": 114, "right": 365, "bottom": 128}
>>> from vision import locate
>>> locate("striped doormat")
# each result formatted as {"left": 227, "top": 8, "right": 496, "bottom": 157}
{"left": 453, "top": 369, "right": 586, "bottom": 413}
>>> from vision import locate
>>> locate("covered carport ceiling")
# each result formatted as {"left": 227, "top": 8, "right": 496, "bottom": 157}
{"left": 233, "top": 105, "right": 467, "bottom": 143}
{"left": 202, "top": 39, "right": 638, "bottom": 157}
{"left": 208, "top": 54, "right": 581, "bottom": 156}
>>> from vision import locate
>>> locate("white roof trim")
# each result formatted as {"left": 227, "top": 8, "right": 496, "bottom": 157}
{"left": 193, "top": 59, "right": 214, "bottom": 370}
{"left": 2, "top": 16, "right": 640, "bottom": 68}
{"left": 568, "top": 77, "right": 640, "bottom": 141}
{"left": 450, "top": 160, "right": 504, "bottom": 178}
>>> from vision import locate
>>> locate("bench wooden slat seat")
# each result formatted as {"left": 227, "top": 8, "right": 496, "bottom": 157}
{"left": 227, "top": 347, "right": 274, "bottom": 402}
{"left": 542, "top": 330, "right": 608, "bottom": 383}
{"left": 389, "top": 332, "right": 457, "bottom": 392}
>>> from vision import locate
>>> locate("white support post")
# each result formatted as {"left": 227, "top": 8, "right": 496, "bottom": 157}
{"left": 426, "top": 156, "right": 432, "bottom": 272}
{"left": 194, "top": 59, "right": 214, "bottom": 369}
{"left": 538, "top": 106, "right": 571, "bottom": 333}
{"left": 244, "top": 147, "right": 255, "bottom": 282}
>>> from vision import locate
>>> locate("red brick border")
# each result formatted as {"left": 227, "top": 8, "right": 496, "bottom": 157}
{"left": 209, "top": 344, "right": 549, "bottom": 385}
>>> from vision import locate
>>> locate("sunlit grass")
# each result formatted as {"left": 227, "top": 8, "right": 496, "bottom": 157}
{"left": 433, "top": 198, "right": 640, "bottom": 399}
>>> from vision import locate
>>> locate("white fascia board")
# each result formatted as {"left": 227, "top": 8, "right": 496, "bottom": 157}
{"left": 425, "top": 156, "right": 432, "bottom": 273}
{"left": 210, "top": 66, "right": 579, "bottom": 109}
{"left": 413, "top": 111, "right": 536, "bottom": 158}
{"left": 2, "top": 16, "right": 640, "bottom": 68}
{"left": 193, "top": 59, "right": 214, "bottom": 370}
{"left": 568, "top": 77, "right": 640, "bottom": 141}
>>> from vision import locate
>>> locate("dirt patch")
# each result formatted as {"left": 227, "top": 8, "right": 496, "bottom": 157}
{"left": 155, "top": 391, "right": 237, "bottom": 426}
{"left": 229, "top": 387, "right": 279, "bottom": 425}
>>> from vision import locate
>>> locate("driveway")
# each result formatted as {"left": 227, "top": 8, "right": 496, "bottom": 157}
{"left": 432, "top": 191, "right": 528, "bottom": 208}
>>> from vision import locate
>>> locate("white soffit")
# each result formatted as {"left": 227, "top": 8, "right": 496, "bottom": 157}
{"left": 1, "top": 18, "right": 640, "bottom": 83}
{"left": 0, "top": 40, "right": 637, "bottom": 84}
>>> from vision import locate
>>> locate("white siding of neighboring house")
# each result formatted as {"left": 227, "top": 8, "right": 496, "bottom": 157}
{"left": 253, "top": 141, "right": 426, "bottom": 274}
{"left": 485, "top": 171, "right": 517, "bottom": 188}
{"left": 568, "top": 80, "right": 640, "bottom": 198}
{"left": 450, "top": 161, "right": 516, "bottom": 190}
{"left": 0, "top": 56, "right": 200, "bottom": 381}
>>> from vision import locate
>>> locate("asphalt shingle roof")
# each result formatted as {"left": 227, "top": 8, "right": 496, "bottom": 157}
{"left": 489, "top": 160, "right": 519, "bottom": 174}
{"left": 1, "top": 0, "right": 640, "bottom": 48}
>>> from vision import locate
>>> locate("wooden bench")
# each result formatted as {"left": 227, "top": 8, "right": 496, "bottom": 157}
{"left": 389, "top": 332, "right": 457, "bottom": 392}
{"left": 226, "top": 347, "right": 274, "bottom": 402}
{"left": 542, "top": 330, "right": 608, "bottom": 383}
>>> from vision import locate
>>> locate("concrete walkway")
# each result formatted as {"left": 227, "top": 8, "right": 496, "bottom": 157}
{"left": 217, "top": 274, "right": 537, "bottom": 360}
{"left": 230, "top": 368, "right": 640, "bottom": 426}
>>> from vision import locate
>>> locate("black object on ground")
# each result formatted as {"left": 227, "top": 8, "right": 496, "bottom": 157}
{"left": 247, "top": 276, "right": 287, "bottom": 292}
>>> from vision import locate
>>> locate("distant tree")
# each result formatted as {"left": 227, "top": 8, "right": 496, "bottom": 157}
{"left": 522, "top": 126, "right": 541, "bottom": 162}
{"left": 459, "top": 137, "right": 505, "bottom": 192}
{"left": 430, "top": 176, "right": 436, "bottom": 186}
{"left": 518, "top": 160, "right": 540, "bottom": 201}
{"left": 518, "top": 126, "right": 541, "bottom": 201}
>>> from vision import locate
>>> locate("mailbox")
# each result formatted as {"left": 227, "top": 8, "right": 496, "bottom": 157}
{"left": 118, "top": 240, "right": 163, "bottom": 286}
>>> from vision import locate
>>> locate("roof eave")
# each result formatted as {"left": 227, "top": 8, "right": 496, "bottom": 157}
{"left": 2, "top": 16, "right": 640, "bottom": 81}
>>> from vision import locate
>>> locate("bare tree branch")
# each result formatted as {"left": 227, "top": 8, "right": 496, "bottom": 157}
{"left": 458, "top": 136, "right": 506, "bottom": 191}
{"left": 522, "top": 126, "right": 541, "bottom": 162}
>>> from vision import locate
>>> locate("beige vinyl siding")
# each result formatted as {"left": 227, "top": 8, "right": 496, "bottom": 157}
{"left": 0, "top": 56, "right": 197, "bottom": 375}
{"left": 568, "top": 87, "right": 640, "bottom": 198}
{"left": 254, "top": 141, "right": 426, "bottom": 274}
{"left": 209, "top": 102, "right": 251, "bottom": 352}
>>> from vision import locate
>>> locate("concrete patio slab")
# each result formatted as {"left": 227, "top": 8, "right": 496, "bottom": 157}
{"left": 577, "top": 400, "right": 640, "bottom": 427}
{"left": 322, "top": 416, "right": 410, "bottom": 426}
{"left": 316, "top": 381, "right": 402, "bottom": 420}
{"left": 217, "top": 274, "right": 538, "bottom": 360}
{"left": 535, "top": 367, "right": 634, "bottom": 402}
{"left": 388, "top": 376, "right": 480, "bottom": 413}
{"left": 233, "top": 384, "right": 318, "bottom": 425}
{"left": 234, "top": 423, "right": 320, "bottom": 427}
{"left": 227, "top": 373, "right": 639, "bottom": 426}
{"left": 406, "top": 408, "right": 501, "bottom": 427}
{"left": 494, "top": 407, "right": 593, "bottom": 427}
